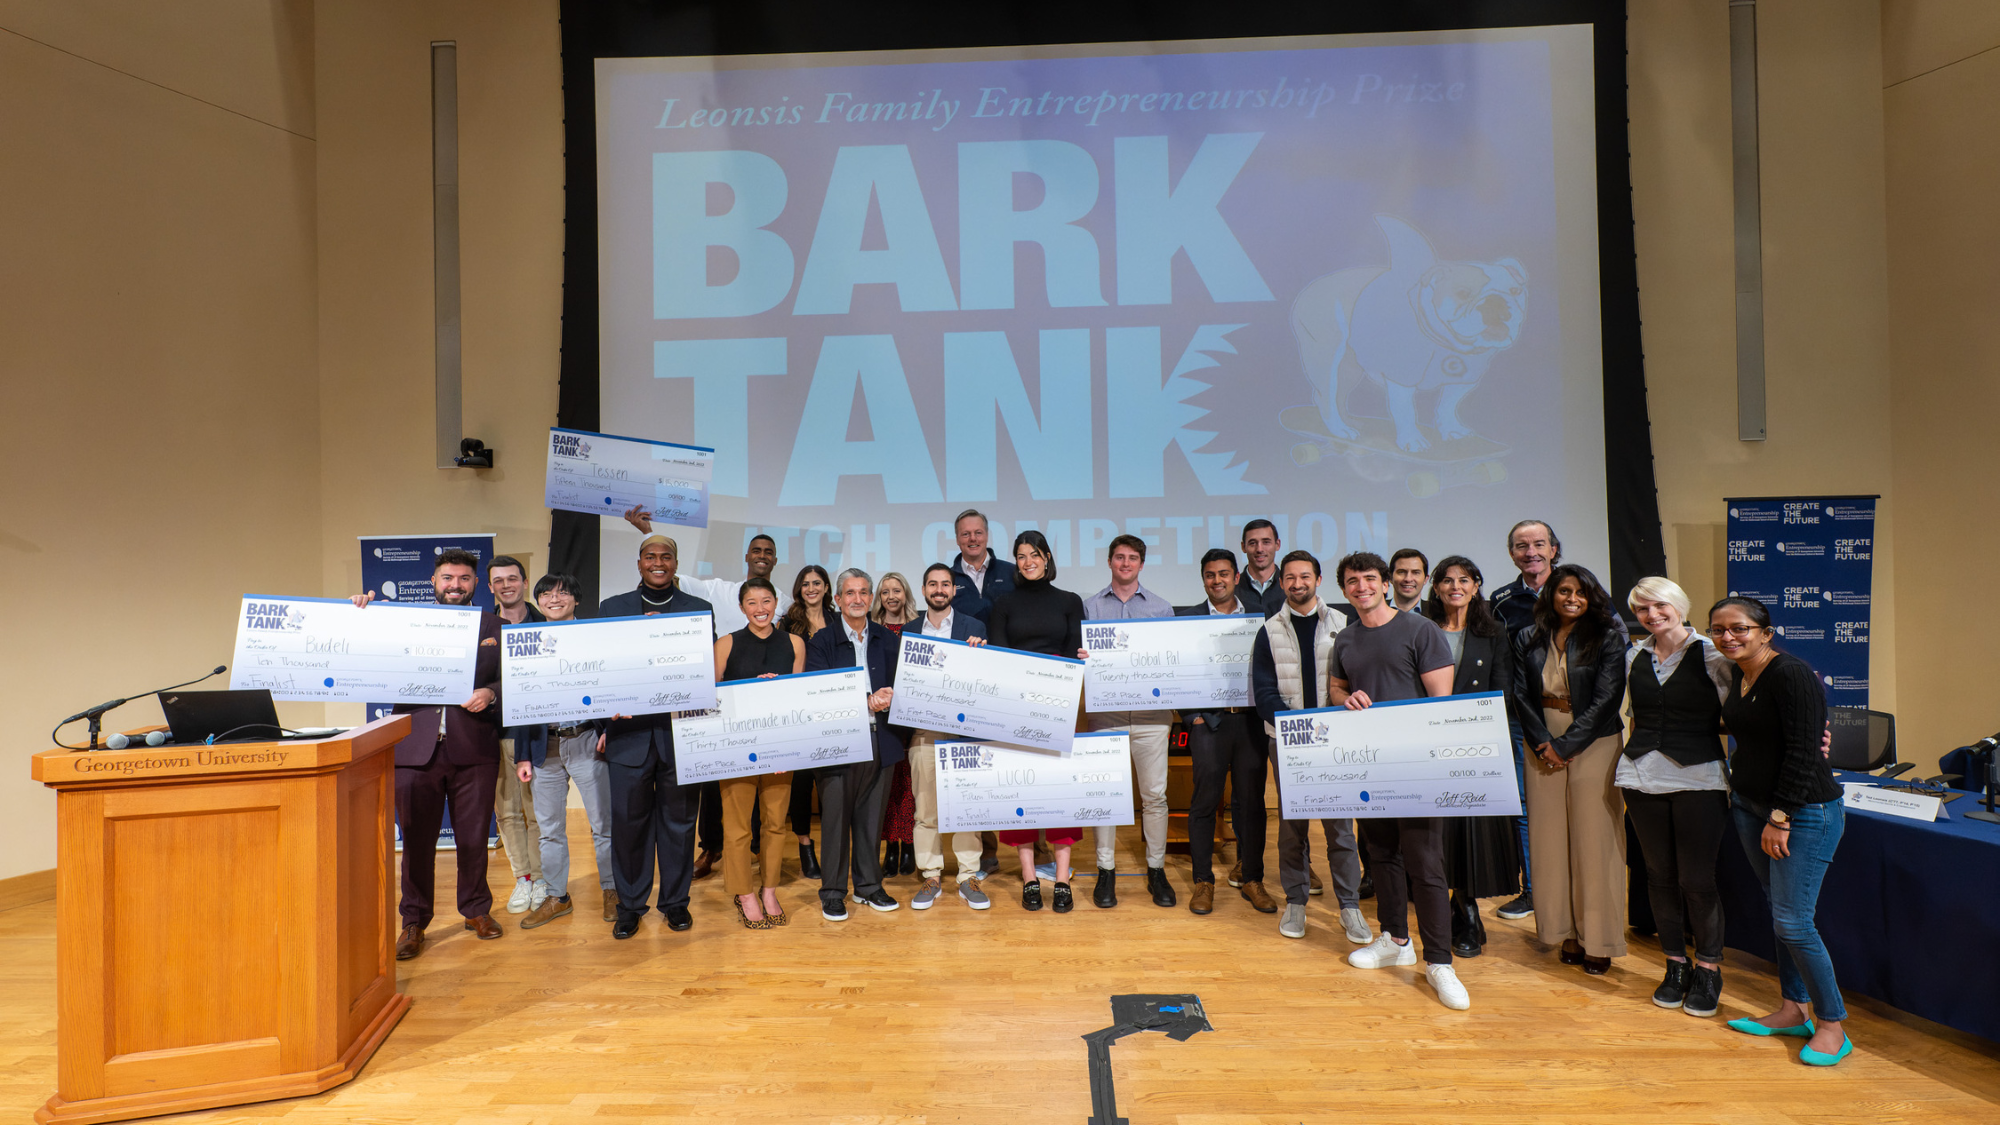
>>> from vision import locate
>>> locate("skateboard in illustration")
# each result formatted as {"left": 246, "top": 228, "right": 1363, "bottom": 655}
{"left": 1280, "top": 405, "right": 1509, "bottom": 499}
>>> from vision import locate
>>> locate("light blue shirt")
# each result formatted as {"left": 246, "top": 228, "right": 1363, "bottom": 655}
{"left": 1083, "top": 582, "right": 1175, "bottom": 620}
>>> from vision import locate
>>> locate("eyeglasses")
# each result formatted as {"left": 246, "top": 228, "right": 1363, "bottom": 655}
{"left": 1706, "top": 624, "right": 1767, "bottom": 638}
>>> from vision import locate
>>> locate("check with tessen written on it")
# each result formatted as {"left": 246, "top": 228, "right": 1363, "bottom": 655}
{"left": 887, "top": 633, "right": 1084, "bottom": 755}
{"left": 230, "top": 595, "right": 481, "bottom": 704}
{"left": 543, "top": 426, "right": 714, "bottom": 529}
{"left": 499, "top": 611, "right": 717, "bottom": 726}
{"left": 1273, "top": 692, "right": 1522, "bottom": 819}
{"left": 672, "top": 668, "right": 875, "bottom": 784}
{"left": 1081, "top": 614, "right": 1260, "bottom": 712}
{"left": 935, "top": 733, "right": 1135, "bottom": 833}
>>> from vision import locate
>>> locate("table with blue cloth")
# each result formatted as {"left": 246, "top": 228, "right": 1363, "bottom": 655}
{"left": 1628, "top": 770, "right": 2000, "bottom": 1043}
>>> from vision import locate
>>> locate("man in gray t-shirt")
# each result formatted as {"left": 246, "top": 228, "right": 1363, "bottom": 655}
{"left": 1326, "top": 552, "right": 1468, "bottom": 1011}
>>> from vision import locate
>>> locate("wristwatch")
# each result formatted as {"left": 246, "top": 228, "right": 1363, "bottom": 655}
{"left": 1768, "top": 809, "right": 1791, "bottom": 829}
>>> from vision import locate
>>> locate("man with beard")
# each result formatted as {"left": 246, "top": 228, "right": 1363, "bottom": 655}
{"left": 350, "top": 549, "right": 505, "bottom": 960}
{"left": 598, "top": 534, "right": 714, "bottom": 938}
{"left": 904, "top": 563, "right": 991, "bottom": 912}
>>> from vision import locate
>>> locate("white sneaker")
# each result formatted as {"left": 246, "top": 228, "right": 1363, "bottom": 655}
{"left": 1348, "top": 934, "right": 1419, "bottom": 969}
{"left": 1427, "top": 964, "right": 1471, "bottom": 1010}
{"left": 1340, "top": 906, "right": 1373, "bottom": 944}
{"left": 529, "top": 877, "right": 553, "bottom": 910}
{"left": 506, "top": 875, "right": 535, "bottom": 914}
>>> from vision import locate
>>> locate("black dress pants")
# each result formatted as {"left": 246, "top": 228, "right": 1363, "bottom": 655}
{"left": 1187, "top": 712, "right": 1265, "bottom": 884}
{"left": 1624, "top": 787, "right": 1729, "bottom": 963}
{"left": 1359, "top": 816, "right": 1452, "bottom": 965}
{"left": 817, "top": 759, "right": 888, "bottom": 907}
{"left": 606, "top": 734, "right": 698, "bottom": 916}
{"left": 697, "top": 779, "right": 723, "bottom": 854}
{"left": 395, "top": 751, "right": 499, "bottom": 927}
{"left": 788, "top": 768, "right": 817, "bottom": 836}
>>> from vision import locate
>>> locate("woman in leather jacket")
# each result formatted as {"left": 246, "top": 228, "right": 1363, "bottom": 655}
{"left": 1512, "top": 564, "right": 1630, "bottom": 974}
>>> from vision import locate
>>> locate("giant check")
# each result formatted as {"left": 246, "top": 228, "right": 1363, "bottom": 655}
{"left": 230, "top": 595, "right": 480, "bottom": 704}
{"left": 499, "top": 611, "right": 717, "bottom": 725}
{"left": 1274, "top": 692, "right": 1521, "bottom": 819}
{"left": 935, "top": 733, "right": 1135, "bottom": 832}
{"left": 1082, "top": 614, "right": 1260, "bottom": 712}
{"left": 672, "top": 668, "right": 873, "bottom": 783}
{"left": 887, "top": 634, "right": 1083, "bottom": 754}
{"left": 544, "top": 426, "right": 714, "bottom": 529}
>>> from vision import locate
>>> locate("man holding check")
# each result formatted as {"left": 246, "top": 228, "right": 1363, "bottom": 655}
{"left": 905, "top": 563, "right": 991, "bottom": 912}
{"left": 1082, "top": 534, "right": 1178, "bottom": 910}
{"left": 804, "top": 568, "right": 908, "bottom": 921}
{"left": 1175, "top": 548, "right": 1266, "bottom": 917}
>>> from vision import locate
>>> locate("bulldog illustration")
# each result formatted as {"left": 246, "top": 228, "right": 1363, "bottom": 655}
{"left": 1290, "top": 216, "right": 1527, "bottom": 452}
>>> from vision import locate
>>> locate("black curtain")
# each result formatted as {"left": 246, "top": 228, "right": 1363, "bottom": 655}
{"left": 552, "top": 0, "right": 1665, "bottom": 608}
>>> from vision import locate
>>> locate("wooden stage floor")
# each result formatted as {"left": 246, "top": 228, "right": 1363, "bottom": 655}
{"left": 4, "top": 820, "right": 1997, "bottom": 1124}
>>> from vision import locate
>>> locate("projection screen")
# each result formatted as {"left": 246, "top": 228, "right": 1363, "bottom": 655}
{"left": 595, "top": 26, "right": 1604, "bottom": 603}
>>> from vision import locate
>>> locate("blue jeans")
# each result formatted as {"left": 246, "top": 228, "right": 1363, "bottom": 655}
{"left": 1731, "top": 797, "right": 1847, "bottom": 1021}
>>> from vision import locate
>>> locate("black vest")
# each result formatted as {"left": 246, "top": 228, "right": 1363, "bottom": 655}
{"left": 1625, "top": 646, "right": 1725, "bottom": 765}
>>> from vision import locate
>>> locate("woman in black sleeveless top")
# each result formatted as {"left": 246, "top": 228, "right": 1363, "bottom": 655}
{"left": 713, "top": 578, "right": 806, "bottom": 928}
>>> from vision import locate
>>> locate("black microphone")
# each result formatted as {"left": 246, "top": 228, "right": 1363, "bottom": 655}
{"left": 54, "top": 665, "right": 228, "bottom": 749}
{"left": 1877, "top": 762, "right": 1915, "bottom": 780}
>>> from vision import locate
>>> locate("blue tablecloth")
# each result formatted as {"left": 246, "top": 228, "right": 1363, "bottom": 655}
{"left": 1709, "top": 772, "right": 2000, "bottom": 1042}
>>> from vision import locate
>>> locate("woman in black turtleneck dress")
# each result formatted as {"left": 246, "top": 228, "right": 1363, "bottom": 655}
{"left": 986, "top": 530, "right": 1085, "bottom": 913}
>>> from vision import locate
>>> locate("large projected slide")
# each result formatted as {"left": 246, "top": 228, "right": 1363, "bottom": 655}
{"left": 596, "top": 28, "right": 1604, "bottom": 601}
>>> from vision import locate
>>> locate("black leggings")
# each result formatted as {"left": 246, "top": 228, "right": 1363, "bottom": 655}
{"left": 1623, "top": 787, "right": 1728, "bottom": 964}
{"left": 788, "top": 768, "right": 817, "bottom": 837}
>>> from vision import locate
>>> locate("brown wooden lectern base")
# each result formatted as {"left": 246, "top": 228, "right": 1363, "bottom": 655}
{"left": 31, "top": 717, "right": 413, "bottom": 1125}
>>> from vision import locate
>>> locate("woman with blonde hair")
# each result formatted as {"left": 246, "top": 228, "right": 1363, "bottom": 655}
{"left": 871, "top": 571, "right": 919, "bottom": 874}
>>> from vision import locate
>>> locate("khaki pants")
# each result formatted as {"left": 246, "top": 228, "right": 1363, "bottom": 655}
{"left": 495, "top": 737, "right": 538, "bottom": 880}
{"left": 910, "top": 734, "right": 983, "bottom": 883}
{"left": 1089, "top": 712, "right": 1172, "bottom": 870}
{"left": 1525, "top": 714, "right": 1628, "bottom": 957}
{"left": 720, "top": 772, "right": 793, "bottom": 894}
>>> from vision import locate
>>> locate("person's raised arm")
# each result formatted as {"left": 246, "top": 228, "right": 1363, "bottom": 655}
{"left": 622, "top": 505, "right": 653, "bottom": 534}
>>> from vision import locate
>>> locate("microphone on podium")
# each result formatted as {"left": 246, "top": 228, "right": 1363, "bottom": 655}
{"left": 106, "top": 730, "right": 168, "bottom": 750}
{"left": 53, "top": 665, "right": 229, "bottom": 750}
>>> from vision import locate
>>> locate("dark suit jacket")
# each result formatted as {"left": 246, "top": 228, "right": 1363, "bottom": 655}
{"left": 1512, "top": 621, "right": 1629, "bottom": 759}
{"left": 1489, "top": 576, "right": 1541, "bottom": 641}
{"left": 909, "top": 613, "right": 987, "bottom": 644}
{"left": 804, "top": 618, "right": 910, "bottom": 766}
{"left": 392, "top": 610, "right": 503, "bottom": 768}
{"left": 1174, "top": 598, "right": 1257, "bottom": 725}
{"left": 1448, "top": 624, "right": 1524, "bottom": 745}
{"left": 596, "top": 583, "right": 716, "bottom": 766}
{"left": 949, "top": 551, "right": 1017, "bottom": 623}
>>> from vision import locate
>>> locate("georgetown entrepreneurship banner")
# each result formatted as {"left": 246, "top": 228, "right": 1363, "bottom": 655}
{"left": 1724, "top": 496, "right": 1876, "bottom": 708}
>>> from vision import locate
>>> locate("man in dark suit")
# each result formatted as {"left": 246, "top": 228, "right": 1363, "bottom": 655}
{"left": 1176, "top": 548, "right": 1272, "bottom": 918}
{"left": 947, "top": 508, "right": 1017, "bottom": 623}
{"left": 352, "top": 549, "right": 505, "bottom": 961}
{"left": 804, "top": 567, "right": 909, "bottom": 921}
{"left": 597, "top": 534, "right": 714, "bottom": 939}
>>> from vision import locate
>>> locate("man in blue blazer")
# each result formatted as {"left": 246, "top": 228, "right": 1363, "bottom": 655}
{"left": 902, "top": 563, "right": 997, "bottom": 911}
{"left": 947, "top": 508, "right": 1017, "bottom": 623}
{"left": 597, "top": 534, "right": 714, "bottom": 939}
{"left": 803, "top": 567, "right": 910, "bottom": 921}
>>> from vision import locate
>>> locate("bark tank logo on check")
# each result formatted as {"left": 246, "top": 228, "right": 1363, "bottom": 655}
{"left": 1277, "top": 716, "right": 1327, "bottom": 748}
{"left": 1084, "top": 626, "right": 1129, "bottom": 650}
{"left": 506, "top": 630, "right": 556, "bottom": 658}
{"left": 551, "top": 433, "right": 591, "bottom": 458}
{"left": 902, "top": 643, "right": 946, "bottom": 668}
{"left": 244, "top": 602, "right": 305, "bottom": 631}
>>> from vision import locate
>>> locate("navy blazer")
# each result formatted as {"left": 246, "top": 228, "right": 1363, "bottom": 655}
{"left": 1174, "top": 598, "right": 1256, "bottom": 726}
{"left": 805, "top": 618, "right": 910, "bottom": 766}
{"left": 948, "top": 551, "right": 1017, "bottom": 623}
{"left": 392, "top": 610, "right": 503, "bottom": 768}
{"left": 595, "top": 583, "right": 715, "bottom": 766}
{"left": 906, "top": 613, "right": 987, "bottom": 644}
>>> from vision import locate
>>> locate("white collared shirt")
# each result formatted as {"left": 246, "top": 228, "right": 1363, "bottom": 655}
{"left": 957, "top": 552, "right": 988, "bottom": 594}
{"left": 921, "top": 608, "right": 956, "bottom": 637}
{"left": 842, "top": 618, "right": 869, "bottom": 669}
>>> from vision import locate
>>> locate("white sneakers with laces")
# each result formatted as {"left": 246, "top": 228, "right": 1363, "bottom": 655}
{"left": 1427, "top": 964, "right": 1471, "bottom": 1010}
{"left": 1347, "top": 933, "right": 1419, "bottom": 969}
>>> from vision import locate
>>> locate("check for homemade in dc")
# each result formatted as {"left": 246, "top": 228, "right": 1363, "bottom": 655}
{"left": 887, "top": 633, "right": 1083, "bottom": 754}
{"left": 935, "top": 732, "right": 1135, "bottom": 833}
{"left": 1082, "top": 614, "right": 1260, "bottom": 712}
{"left": 672, "top": 668, "right": 875, "bottom": 784}
{"left": 1274, "top": 692, "right": 1521, "bottom": 819}
{"left": 500, "top": 611, "right": 717, "bottom": 726}
{"left": 544, "top": 426, "right": 714, "bottom": 529}
{"left": 230, "top": 595, "right": 481, "bottom": 704}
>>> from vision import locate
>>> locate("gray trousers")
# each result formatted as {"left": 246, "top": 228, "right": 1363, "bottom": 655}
{"left": 532, "top": 729, "right": 614, "bottom": 899}
{"left": 1268, "top": 737, "right": 1363, "bottom": 907}
{"left": 818, "top": 758, "right": 889, "bottom": 907}
{"left": 1089, "top": 711, "right": 1173, "bottom": 870}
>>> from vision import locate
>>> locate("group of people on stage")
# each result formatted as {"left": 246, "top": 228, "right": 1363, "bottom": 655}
{"left": 370, "top": 510, "right": 1853, "bottom": 1064}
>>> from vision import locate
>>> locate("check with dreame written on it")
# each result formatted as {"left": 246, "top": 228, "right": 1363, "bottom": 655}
{"left": 1081, "top": 614, "right": 1261, "bottom": 712}
{"left": 230, "top": 595, "right": 481, "bottom": 704}
{"left": 543, "top": 426, "right": 714, "bottom": 529}
{"left": 887, "top": 633, "right": 1084, "bottom": 754}
{"left": 499, "top": 612, "right": 717, "bottom": 726}
{"left": 1273, "top": 692, "right": 1521, "bottom": 819}
{"left": 935, "top": 733, "right": 1135, "bottom": 833}
{"left": 672, "top": 668, "right": 875, "bottom": 784}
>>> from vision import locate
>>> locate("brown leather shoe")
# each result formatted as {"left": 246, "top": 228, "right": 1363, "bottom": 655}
{"left": 520, "top": 896, "right": 572, "bottom": 929}
{"left": 464, "top": 914, "right": 503, "bottom": 940}
{"left": 692, "top": 850, "right": 718, "bottom": 880}
{"left": 1240, "top": 880, "right": 1278, "bottom": 913}
{"left": 394, "top": 924, "right": 425, "bottom": 960}
{"left": 603, "top": 889, "right": 620, "bottom": 922}
{"left": 1190, "top": 881, "right": 1215, "bottom": 915}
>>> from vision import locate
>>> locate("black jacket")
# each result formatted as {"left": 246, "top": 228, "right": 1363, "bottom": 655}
{"left": 595, "top": 583, "right": 716, "bottom": 763}
{"left": 804, "top": 618, "right": 911, "bottom": 766}
{"left": 948, "top": 551, "right": 1017, "bottom": 623}
{"left": 1512, "top": 621, "right": 1628, "bottom": 759}
{"left": 1447, "top": 624, "right": 1524, "bottom": 746}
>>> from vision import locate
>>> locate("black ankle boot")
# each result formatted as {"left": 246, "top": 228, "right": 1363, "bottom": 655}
{"left": 799, "top": 840, "right": 821, "bottom": 879}
{"left": 1450, "top": 894, "right": 1482, "bottom": 958}
{"left": 900, "top": 841, "right": 917, "bottom": 875}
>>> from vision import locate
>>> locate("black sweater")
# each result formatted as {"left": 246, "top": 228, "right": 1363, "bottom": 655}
{"left": 1722, "top": 652, "right": 1841, "bottom": 815}
{"left": 989, "top": 578, "right": 1084, "bottom": 657}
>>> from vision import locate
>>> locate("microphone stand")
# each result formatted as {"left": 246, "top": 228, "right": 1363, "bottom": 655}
{"left": 54, "top": 666, "right": 229, "bottom": 750}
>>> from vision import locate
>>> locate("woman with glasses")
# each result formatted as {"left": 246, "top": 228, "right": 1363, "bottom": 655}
{"left": 1710, "top": 596, "right": 1851, "bottom": 1065}
{"left": 871, "top": 573, "right": 920, "bottom": 878}
{"left": 781, "top": 565, "right": 835, "bottom": 878}
{"left": 712, "top": 578, "right": 807, "bottom": 928}
{"left": 1621, "top": 577, "right": 1733, "bottom": 1017}
{"left": 1511, "top": 564, "right": 1629, "bottom": 974}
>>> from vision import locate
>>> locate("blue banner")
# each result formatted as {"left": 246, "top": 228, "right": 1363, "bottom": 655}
{"left": 1724, "top": 496, "right": 1877, "bottom": 708}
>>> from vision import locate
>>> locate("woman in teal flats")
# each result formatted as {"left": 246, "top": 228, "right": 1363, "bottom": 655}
{"left": 1709, "top": 597, "right": 1852, "bottom": 1067}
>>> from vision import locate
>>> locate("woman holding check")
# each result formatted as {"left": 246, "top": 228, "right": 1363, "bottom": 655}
{"left": 1710, "top": 596, "right": 1852, "bottom": 1066}
{"left": 713, "top": 578, "right": 806, "bottom": 929}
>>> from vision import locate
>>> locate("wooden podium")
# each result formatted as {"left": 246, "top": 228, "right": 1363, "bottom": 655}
{"left": 29, "top": 716, "right": 413, "bottom": 1125}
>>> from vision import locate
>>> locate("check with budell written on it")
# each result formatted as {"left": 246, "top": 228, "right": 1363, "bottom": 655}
{"left": 672, "top": 668, "right": 875, "bottom": 784}
{"left": 543, "top": 426, "right": 714, "bottom": 529}
{"left": 230, "top": 595, "right": 481, "bottom": 704}
{"left": 1081, "top": 614, "right": 1261, "bottom": 712}
{"left": 935, "top": 733, "right": 1135, "bottom": 833}
{"left": 499, "top": 612, "right": 717, "bottom": 726}
{"left": 1273, "top": 692, "right": 1521, "bottom": 819}
{"left": 887, "top": 633, "right": 1084, "bottom": 755}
